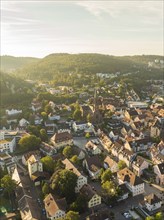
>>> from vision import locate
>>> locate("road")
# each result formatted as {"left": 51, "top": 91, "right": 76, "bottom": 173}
{"left": 73, "top": 136, "right": 97, "bottom": 149}
{"left": 108, "top": 182, "right": 163, "bottom": 220}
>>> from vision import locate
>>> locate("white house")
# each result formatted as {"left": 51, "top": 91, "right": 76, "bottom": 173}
{"left": 118, "top": 148, "right": 134, "bottom": 167}
{"left": 50, "top": 131, "right": 73, "bottom": 150}
{"left": 99, "top": 133, "right": 113, "bottom": 152}
{"left": 12, "top": 167, "right": 42, "bottom": 220}
{"left": 132, "top": 156, "right": 150, "bottom": 177}
{"left": 72, "top": 121, "right": 88, "bottom": 132}
{"left": 6, "top": 109, "right": 22, "bottom": 116}
{"left": 125, "top": 138, "right": 152, "bottom": 153}
{"left": 140, "top": 194, "right": 162, "bottom": 212}
{"left": 85, "top": 139, "right": 102, "bottom": 155}
{"left": 150, "top": 117, "right": 164, "bottom": 138}
{"left": 127, "top": 101, "right": 148, "bottom": 109}
{"left": 27, "top": 155, "right": 43, "bottom": 185}
{"left": 34, "top": 115, "right": 43, "bottom": 125}
{"left": 0, "top": 138, "right": 16, "bottom": 153}
{"left": 62, "top": 158, "right": 87, "bottom": 192}
{"left": 44, "top": 194, "right": 67, "bottom": 220}
{"left": 48, "top": 113, "right": 60, "bottom": 121}
{"left": 19, "top": 118, "right": 29, "bottom": 127}
{"left": 83, "top": 155, "right": 102, "bottom": 179}
{"left": 22, "top": 150, "right": 40, "bottom": 166}
{"left": 103, "top": 156, "right": 119, "bottom": 173}
{"left": 44, "top": 120, "right": 56, "bottom": 134}
{"left": 31, "top": 100, "right": 42, "bottom": 112}
{"left": 154, "top": 163, "right": 164, "bottom": 186}
{"left": 80, "top": 184, "right": 101, "bottom": 208}
{"left": 0, "top": 152, "right": 16, "bottom": 174}
{"left": 117, "top": 168, "right": 145, "bottom": 196}
{"left": 40, "top": 142, "right": 57, "bottom": 156}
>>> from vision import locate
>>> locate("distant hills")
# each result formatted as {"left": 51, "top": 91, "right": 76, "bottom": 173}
{"left": 0, "top": 54, "right": 163, "bottom": 80}
{"left": 0, "top": 55, "right": 40, "bottom": 72}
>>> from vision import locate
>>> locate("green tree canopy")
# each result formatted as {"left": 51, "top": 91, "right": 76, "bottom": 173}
{"left": 41, "top": 111, "right": 48, "bottom": 121}
{"left": 101, "top": 169, "right": 112, "bottom": 183}
{"left": 27, "top": 125, "right": 40, "bottom": 136}
{"left": 70, "top": 155, "right": 80, "bottom": 165}
{"left": 146, "top": 212, "right": 163, "bottom": 220}
{"left": 41, "top": 156, "right": 55, "bottom": 173}
{"left": 62, "top": 146, "right": 73, "bottom": 158}
{"left": 18, "top": 134, "right": 41, "bottom": 151}
{"left": 65, "top": 211, "right": 80, "bottom": 220}
{"left": 87, "top": 113, "right": 92, "bottom": 122}
{"left": 42, "top": 182, "right": 50, "bottom": 196}
{"left": 44, "top": 104, "right": 53, "bottom": 114}
{"left": 118, "top": 160, "right": 127, "bottom": 170}
{"left": 1, "top": 175, "right": 17, "bottom": 194}
{"left": 70, "top": 194, "right": 87, "bottom": 213}
{"left": 85, "top": 132, "right": 90, "bottom": 138}
{"left": 51, "top": 169, "right": 78, "bottom": 202}
{"left": 102, "top": 180, "right": 118, "bottom": 197}
{"left": 40, "top": 128, "right": 48, "bottom": 141}
{"left": 73, "top": 109, "right": 82, "bottom": 121}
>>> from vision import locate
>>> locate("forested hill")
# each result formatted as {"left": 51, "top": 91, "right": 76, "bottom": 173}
{"left": 0, "top": 71, "right": 34, "bottom": 106}
{"left": 3, "top": 53, "right": 164, "bottom": 80}
{"left": 0, "top": 55, "right": 40, "bottom": 72}
{"left": 15, "top": 53, "right": 163, "bottom": 80}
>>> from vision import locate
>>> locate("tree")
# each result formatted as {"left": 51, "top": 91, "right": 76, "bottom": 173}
{"left": 41, "top": 111, "right": 48, "bottom": 121}
{"left": 51, "top": 169, "right": 78, "bottom": 202}
{"left": 1, "top": 175, "right": 17, "bottom": 194}
{"left": 70, "top": 155, "right": 80, "bottom": 165}
{"left": 65, "top": 211, "right": 80, "bottom": 220}
{"left": 118, "top": 160, "right": 126, "bottom": 170}
{"left": 27, "top": 125, "right": 40, "bottom": 136}
{"left": 146, "top": 214, "right": 164, "bottom": 220}
{"left": 19, "top": 135, "right": 41, "bottom": 151}
{"left": 42, "top": 182, "right": 50, "bottom": 196}
{"left": 87, "top": 113, "right": 92, "bottom": 122}
{"left": 41, "top": 156, "right": 55, "bottom": 173}
{"left": 70, "top": 194, "right": 87, "bottom": 213}
{"left": 73, "top": 109, "right": 82, "bottom": 121}
{"left": 62, "top": 146, "right": 73, "bottom": 158}
{"left": 102, "top": 181, "right": 117, "bottom": 197}
{"left": 0, "top": 167, "right": 7, "bottom": 179}
{"left": 44, "top": 104, "right": 53, "bottom": 114}
{"left": 145, "top": 217, "right": 154, "bottom": 220}
{"left": 85, "top": 132, "right": 90, "bottom": 138}
{"left": 155, "top": 212, "right": 163, "bottom": 220}
{"left": 101, "top": 169, "right": 112, "bottom": 183}
{"left": 40, "top": 128, "right": 48, "bottom": 141}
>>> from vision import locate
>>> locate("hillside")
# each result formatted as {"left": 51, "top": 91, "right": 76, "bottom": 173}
{"left": 0, "top": 55, "right": 40, "bottom": 72}
{"left": 0, "top": 71, "right": 34, "bottom": 107}
{"left": 14, "top": 53, "right": 163, "bottom": 80}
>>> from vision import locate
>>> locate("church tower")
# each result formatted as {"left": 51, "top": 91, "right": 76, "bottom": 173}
{"left": 92, "top": 89, "right": 103, "bottom": 125}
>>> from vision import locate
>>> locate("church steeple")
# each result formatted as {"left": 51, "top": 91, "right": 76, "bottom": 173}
{"left": 92, "top": 89, "right": 103, "bottom": 125}
{"left": 94, "top": 89, "right": 98, "bottom": 111}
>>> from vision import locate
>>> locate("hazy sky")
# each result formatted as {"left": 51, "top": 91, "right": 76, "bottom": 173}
{"left": 1, "top": 0, "right": 163, "bottom": 57}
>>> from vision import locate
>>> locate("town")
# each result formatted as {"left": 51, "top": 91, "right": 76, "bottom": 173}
{"left": 0, "top": 62, "right": 164, "bottom": 220}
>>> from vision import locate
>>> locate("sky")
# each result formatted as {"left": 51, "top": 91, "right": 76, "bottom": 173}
{"left": 1, "top": 0, "right": 164, "bottom": 57}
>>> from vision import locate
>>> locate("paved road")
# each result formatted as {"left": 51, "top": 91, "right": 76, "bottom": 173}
{"left": 73, "top": 137, "right": 97, "bottom": 149}
{"left": 111, "top": 194, "right": 144, "bottom": 220}
{"left": 107, "top": 182, "right": 163, "bottom": 220}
